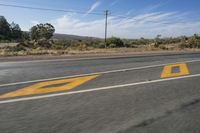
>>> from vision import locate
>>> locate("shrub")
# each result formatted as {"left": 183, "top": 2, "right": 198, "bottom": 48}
{"left": 77, "top": 43, "right": 88, "bottom": 51}
{"left": 8, "top": 44, "right": 26, "bottom": 52}
{"left": 35, "top": 39, "right": 52, "bottom": 48}
{"left": 109, "top": 43, "right": 117, "bottom": 48}
{"left": 106, "top": 37, "right": 124, "bottom": 48}
{"left": 18, "top": 41, "right": 34, "bottom": 48}
{"left": 52, "top": 40, "right": 71, "bottom": 50}
{"left": 159, "top": 45, "right": 168, "bottom": 50}
{"left": 97, "top": 42, "right": 106, "bottom": 48}
{"left": 178, "top": 41, "right": 190, "bottom": 49}
{"left": 188, "top": 35, "right": 200, "bottom": 48}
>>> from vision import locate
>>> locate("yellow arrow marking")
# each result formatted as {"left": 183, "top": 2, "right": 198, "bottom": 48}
{"left": 0, "top": 75, "right": 99, "bottom": 99}
{"left": 161, "top": 63, "right": 189, "bottom": 78}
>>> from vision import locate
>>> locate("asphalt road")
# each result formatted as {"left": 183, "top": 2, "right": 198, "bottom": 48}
{"left": 0, "top": 52, "right": 200, "bottom": 133}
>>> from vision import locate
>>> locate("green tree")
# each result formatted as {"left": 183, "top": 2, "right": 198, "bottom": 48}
{"left": 30, "top": 23, "right": 55, "bottom": 41}
{"left": 22, "top": 32, "right": 30, "bottom": 41}
{"left": 106, "top": 37, "right": 124, "bottom": 48}
{"left": 0, "top": 16, "right": 11, "bottom": 40}
{"left": 10, "top": 22, "right": 22, "bottom": 40}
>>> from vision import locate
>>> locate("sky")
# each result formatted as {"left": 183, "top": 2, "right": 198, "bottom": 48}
{"left": 0, "top": 0, "right": 200, "bottom": 39}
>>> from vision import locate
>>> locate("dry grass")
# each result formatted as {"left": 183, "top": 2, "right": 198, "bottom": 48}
{"left": 0, "top": 44, "right": 200, "bottom": 57}
{"left": 0, "top": 43, "right": 18, "bottom": 48}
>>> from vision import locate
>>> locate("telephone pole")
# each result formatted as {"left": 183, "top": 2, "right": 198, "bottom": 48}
{"left": 104, "top": 10, "right": 109, "bottom": 46}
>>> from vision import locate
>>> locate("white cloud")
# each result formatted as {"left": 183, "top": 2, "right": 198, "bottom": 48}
{"left": 134, "top": 2, "right": 167, "bottom": 15}
{"left": 30, "top": 20, "right": 39, "bottom": 25}
{"left": 145, "top": 3, "right": 164, "bottom": 12}
{"left": 51, "top": 12, "right": 200, "bottom": 38}
{"left": 110, "top": 0, "right": 120, "bottom": 7}
{"left": 86, "top": 1, "right": 101, "bottom": 15}
{"left": 52, "top": 14, "right": 105, "bottom": 37}
{"left": 126, "top": 10, "right": 133, "bottom": 16}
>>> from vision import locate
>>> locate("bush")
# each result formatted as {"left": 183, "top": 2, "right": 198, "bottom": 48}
{"left": 109, "top": 43, "right": 117, "bottom": 48}
{"left": 35, "top": 39, "right": 52, "bottom": 48}
{"left": 77, "top": 43, "right": 88, "bottom": 51}
{"left": 8, "top": 45, "right": 26, "bottom": 52}
{"left": 178, "top": 41, "right": 190, "bottom": 49}
{"left": 52, "top": 40, "right": 71, "bottom": 50}
{"left": 178, "top": 34, "right": 200, "bottom": 49}
{"left": 97, "top": 42, "right": 106, "bottom": 48}
{"left": 188, "top": 35, "right": 200, "bottom": 48}
{"left": 154, "top": 41, "right": 163, "bottom": 48}
{"left": 106, "top": 37, "right": 124, "bottom": 48}
{"left": 159, "top": 45, "right": 168, "bottom": 50}
{"left": 18, "top": 41, "right": 34, "bottom": 48}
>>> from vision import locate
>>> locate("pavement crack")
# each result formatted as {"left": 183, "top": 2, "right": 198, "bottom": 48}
{"left": 180, "top": 98, "right": 200, "bottom": 108}
{"left": 118, "top": 97, "right": 200, "bottom": 133}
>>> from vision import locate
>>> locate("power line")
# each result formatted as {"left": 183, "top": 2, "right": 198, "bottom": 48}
{"left": 0, "top": 3, "right": 163, "bottom": 21}
{"left": 0, "top": 3, "right": 103, "bottom": 15}
{"left": 0, "top": 2, "right": 188, "bottom": 39}
{"left": 0, "top": 3, "right": 111, "bottom": 42}
{"left": 1, "top": 2, "right": 198, "bottom": 24}
{"left": 0, "top": 2, "right": 140, "bottom": 19}
{"left": 0, "top": 0, "right": 106, "bottom": 13}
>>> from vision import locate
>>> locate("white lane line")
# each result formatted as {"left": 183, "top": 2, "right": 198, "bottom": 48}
{"left": 0, "top": 59, "right": 200, "bottom": 88}
{"left": 0, "top": 73, "right": 200, "bottom": 105}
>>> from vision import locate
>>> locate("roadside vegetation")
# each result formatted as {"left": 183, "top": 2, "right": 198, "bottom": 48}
{"left": 0, "top": 16, "right": 200, "bottom": 56}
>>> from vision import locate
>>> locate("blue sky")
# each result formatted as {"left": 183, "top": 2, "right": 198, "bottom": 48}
{"left": 0, "top": 0, "right": 200, "bottom": 38}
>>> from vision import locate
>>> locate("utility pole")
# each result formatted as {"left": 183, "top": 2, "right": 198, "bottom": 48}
{"left": 104, "top": 10, "right": 109, "bottom": 46}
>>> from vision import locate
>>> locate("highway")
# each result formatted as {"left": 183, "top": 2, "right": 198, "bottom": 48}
{"left": 0, "top": 52, "right": 200, "bottom": 133}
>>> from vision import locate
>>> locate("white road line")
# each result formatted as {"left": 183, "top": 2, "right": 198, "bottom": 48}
{"left": 0, "top": 73, "right": 200, "bottom": 104}
{"left": 0, "top": 59, "right": 200, "bottom": 87}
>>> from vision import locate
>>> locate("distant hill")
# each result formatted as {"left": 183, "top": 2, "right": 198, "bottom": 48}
{"left": 52, "top": 33, "right": 102, "bottom": 41}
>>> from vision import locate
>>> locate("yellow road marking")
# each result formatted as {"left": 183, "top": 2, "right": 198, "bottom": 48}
{"left": 161, "top": 63, "right": 189, "bottom": 78}
{"left": 0, "top": 75, "right": 99, "bottom": 99}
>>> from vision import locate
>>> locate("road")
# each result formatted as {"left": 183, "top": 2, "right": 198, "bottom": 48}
{"left": 0, "top": 52, "right": 200, "bottom": 133}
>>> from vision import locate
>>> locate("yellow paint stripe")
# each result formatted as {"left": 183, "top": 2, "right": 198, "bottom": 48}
{"left": 161, "top": 63, "right": 189, "bottom": 78}
{"left": 0, "top": 75, "right": 99, "bottom": 99}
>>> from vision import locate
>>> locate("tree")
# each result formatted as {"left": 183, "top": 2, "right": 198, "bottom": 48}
{"left": 0, "top": 16, "right": 11, "bottom": 40}
{"left": 21, "top": 32, "right": 30, "bottom": 41}
{"left": 30, "top": 23, "right": 55, "bottom": 41}
{"left": 10, "top": 22, "right": 22, "bottom": 40}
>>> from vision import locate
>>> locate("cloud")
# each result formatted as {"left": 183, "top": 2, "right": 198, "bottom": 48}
{"left": 52, "top": 14, "right": 106, "bottom": 37}
{"left": 86, "top": 1, "right": 101, "bottom": 14}
{"left": 145, "top": 3, "right": 164, "bottom": 12}
{"left": 134, "top": 2, "right": 168, "bottom": 15}
{"left": 51, "top": 12, "right": 200, "bottom": 38}
{"left": 110, "top": 0, "right": 120, "bottom": 7}
{"left": 126, "top": 10, "right": 133, "bottom": 16}
{"left": 30, "top": 20, "right": 39, "bottom": 25}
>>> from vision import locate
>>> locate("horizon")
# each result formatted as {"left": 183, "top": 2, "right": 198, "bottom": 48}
{"left": 0, "top": 0, "right": 200, "bottom": 39}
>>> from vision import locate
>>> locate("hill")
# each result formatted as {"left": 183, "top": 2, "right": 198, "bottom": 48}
{"left": 52, "top": 33, "right": 102, "bottom": 41}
